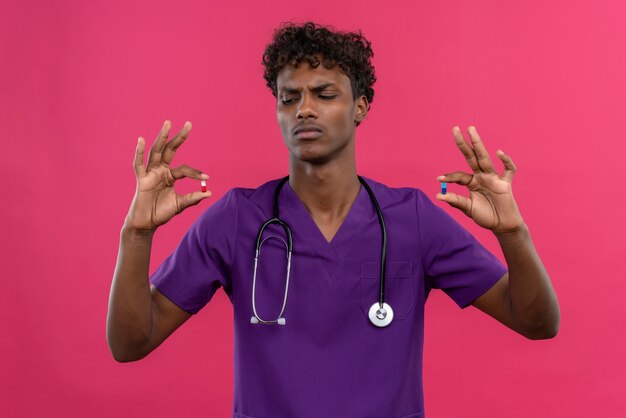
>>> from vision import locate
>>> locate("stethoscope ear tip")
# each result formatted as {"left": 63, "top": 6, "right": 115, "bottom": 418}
{"left": 250, "top": 316, "right": 286, "bottom": 325}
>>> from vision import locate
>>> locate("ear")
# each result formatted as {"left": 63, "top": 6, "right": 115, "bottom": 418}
{"left": 354, "top": 95, "right": 369, "bottom": 126}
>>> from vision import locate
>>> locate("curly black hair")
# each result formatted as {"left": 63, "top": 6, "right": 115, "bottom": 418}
{"left": 262, "top": 22, "right": 376, "bottom": 106}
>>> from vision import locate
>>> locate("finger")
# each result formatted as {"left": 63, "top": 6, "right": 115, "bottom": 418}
{"left": 467, "top": 126, "right": 495, "bottom": 173}
{"left": 436, "top": 192, "right": 472, "bottom": 215}
{"left": 133, "top": 137, "right": 146, "bottom": 178}
{"left": 496, "top": 149, "right": 516, "bottom": 182}
{"left": 147, "top": 120, "right": 171, "bottom": 170}
{"left": 177, "top": 190, "right": 212, "bottom": 213}
{"left": 452, "top": 126, "right": 480, "bottom": 172}
{"left": 437, "top": 172, "right": 474, "bottom": 186}
{"left": 162, "top": 121, "right": 192, "bottom": 166}
{"left": 170, "top": 164, "right": 210, "bottom": 181}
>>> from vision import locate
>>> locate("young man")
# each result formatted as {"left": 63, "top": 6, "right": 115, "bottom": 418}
{"left": 107, "top": 22, "right": 559, "bottom": 417}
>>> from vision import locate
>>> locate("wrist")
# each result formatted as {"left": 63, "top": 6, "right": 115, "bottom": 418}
{"left": 121, "top": 223, "right": 156, "bottom": 240}
{"left": 493, "top": 222, "right": 529, "bottom": 242}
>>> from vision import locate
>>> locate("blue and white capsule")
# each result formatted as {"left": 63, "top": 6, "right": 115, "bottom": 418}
{"left": 441, "top": 182, "right": 447, "bottom": 195}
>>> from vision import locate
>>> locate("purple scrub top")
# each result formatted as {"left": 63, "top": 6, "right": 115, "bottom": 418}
{"left": 150, "top": 177, "right": 507, "bottom": 418}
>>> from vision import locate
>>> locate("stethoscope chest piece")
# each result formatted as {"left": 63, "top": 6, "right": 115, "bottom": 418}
{"left": 368, "top": 302, "right": 394, "bottom": 327}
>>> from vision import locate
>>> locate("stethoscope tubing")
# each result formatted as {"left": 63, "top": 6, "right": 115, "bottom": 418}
{"left": 358, "top": 177, "right": 387, "bottom": 309}
{"left": 250, "top": 175, "right": 390, "bottom": 326}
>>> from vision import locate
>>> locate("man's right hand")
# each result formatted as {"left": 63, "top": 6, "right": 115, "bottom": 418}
{"left": 108, "top": 120, "right": 205, "bottom": 362}
{"left": 125, "top": 120, "right": 211, "bottom": 232}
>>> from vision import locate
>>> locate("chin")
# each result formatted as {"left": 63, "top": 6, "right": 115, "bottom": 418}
{"left": 293, "top": 151, "right": 331, "bottom": 165}
{"left": 288, "top": 143, "right": 330, "bottom": 165}
{"left": 288, "top": 140, "right": 351, "bottom": 166}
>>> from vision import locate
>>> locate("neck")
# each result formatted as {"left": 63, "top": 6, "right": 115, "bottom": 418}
{"left": 288, "top": 156, "right": 360, "bottom": 220}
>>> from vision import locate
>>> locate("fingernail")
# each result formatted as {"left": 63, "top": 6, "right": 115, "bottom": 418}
{"left": 200, "top": 173, "right": 209, "bottom": 179}
{"left": 436, "top": 175, "right": 445, "bottom": 181}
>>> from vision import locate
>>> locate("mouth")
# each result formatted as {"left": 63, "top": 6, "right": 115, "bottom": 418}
{"left": 293, "top": 125, "right": 323, "bottom": 139}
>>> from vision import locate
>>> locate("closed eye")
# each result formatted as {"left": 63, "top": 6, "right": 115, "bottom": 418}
{"left": 279, "top": 93, "right": 337, "bottom": 104}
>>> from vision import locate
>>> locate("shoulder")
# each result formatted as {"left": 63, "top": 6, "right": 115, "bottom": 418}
{"left": 360, "top": 176, "right": 430, "bottom": 210}
{"left": 230, "top": 178, "right": 285, "bottom": 204}
{"left": 196, "top": 178, "right": 285, "bottom": 221}
{"left": 360, "top": 177, "right": 449, "bottom": 229}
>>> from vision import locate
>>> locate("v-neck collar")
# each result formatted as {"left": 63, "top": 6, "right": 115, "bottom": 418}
{"left": 279, "top": 180, "right": 370, "bottom": 282}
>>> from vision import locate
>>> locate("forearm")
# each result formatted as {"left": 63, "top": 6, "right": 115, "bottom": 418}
{"left": 495, "top": 224, "right": 560, "bottom": 339}
{"left": 106, "top": 225, "right": 156, "bottom": 361}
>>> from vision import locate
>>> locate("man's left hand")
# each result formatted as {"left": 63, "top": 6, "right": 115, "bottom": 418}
{"left": 436, "top": 126, "right": 525, "bottom": 233}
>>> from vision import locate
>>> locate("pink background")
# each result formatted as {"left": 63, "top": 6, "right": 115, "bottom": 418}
{"left": 2, "top": 0, "right": 625, "bottom": 417}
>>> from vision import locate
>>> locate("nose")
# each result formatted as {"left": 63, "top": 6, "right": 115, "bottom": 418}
{"left": 296, "top": 93, "right": 318, "bottom": 120}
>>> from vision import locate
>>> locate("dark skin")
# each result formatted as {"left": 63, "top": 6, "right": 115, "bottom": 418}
{"left": 275, "top": 61, "right": 369, "bottom": 242}
{"left": 107, "top": 121, "right": 201, "bottom": 362}
{"left": 107, "top": 60, "right": 559, "bottom": 363}
{"left": 437, "top": 126, "right": 559, "bottom": 339}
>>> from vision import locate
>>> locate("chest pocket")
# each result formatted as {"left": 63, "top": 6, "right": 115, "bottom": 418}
{"left": 360, "top": 261, "right": 414, "bottom": 320}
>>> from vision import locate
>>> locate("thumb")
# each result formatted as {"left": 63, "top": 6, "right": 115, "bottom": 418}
{"left": 176, "top": 190, "right": 212, "bottom": 213}
{"left": 436, "top": 192, "right": 472, "bottom": 216}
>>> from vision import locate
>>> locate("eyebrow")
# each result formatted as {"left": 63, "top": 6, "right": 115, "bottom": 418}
{"left": 279, "top": 82, "right": 337, "bottom": 94}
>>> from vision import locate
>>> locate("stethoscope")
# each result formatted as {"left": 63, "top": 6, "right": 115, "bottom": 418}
{"left": 250, "top": 176, "right": 393, "bottom": 328}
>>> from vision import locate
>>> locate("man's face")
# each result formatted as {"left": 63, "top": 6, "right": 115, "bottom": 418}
{"left": 276, "top": 60, "right": 368, "bottom": 165}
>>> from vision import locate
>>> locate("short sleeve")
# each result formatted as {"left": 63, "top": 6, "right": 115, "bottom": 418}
{"left": 415, "top": 189, "right": 507, "bottom": 308}
{"left": 149, "top": 189, "right": 238, "bottom": 314}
